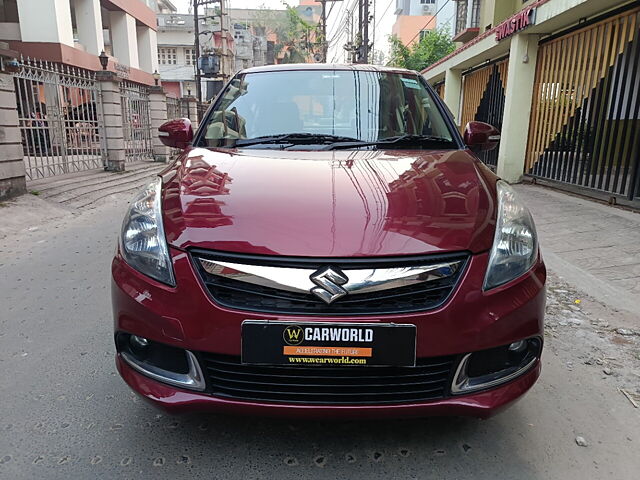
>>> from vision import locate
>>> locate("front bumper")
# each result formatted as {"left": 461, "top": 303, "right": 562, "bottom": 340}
{"left": 112, "top": 247, "right": 546, "bottom": 418}
{"left": 116, "top": 354, "right": 540, "bottom": 419}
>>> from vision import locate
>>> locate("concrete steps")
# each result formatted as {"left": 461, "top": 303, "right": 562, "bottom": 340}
{"left": 26, "top": 161, "right": 167, "bottom": 209}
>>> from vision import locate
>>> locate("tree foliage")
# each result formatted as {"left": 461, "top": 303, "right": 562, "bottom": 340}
{"left": 252, "top": 4, "right": 321, "bottom": 63}
{"left": 388, "top": 28, "right": 455, "bottom": 71}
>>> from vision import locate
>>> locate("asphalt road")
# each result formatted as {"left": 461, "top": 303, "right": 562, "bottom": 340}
{"left": 1, "top": 190, "right": 639, "bottom": 480}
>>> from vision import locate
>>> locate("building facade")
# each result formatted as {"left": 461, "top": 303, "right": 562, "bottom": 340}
{"left": 231, "top": 21, "right": 268, "bottom": 72}
{"left": 0, "top": 0, "right": 159, "bottom": 84}
{"left": 423, "top": 0, "right": 640, "bottom": 208}
{"left": 228, "top": 3, "right": 321, "bottom": 65}
{"left": 156, "top": 11, "right": 199, "bottom": 98}
{"left": 392, "top": 0, "right": 456, "bottom": 45}
{"left": 154, "top": 1, "right": 237, "bottom": 100}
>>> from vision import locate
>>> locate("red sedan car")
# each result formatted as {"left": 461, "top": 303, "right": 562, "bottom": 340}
{"left": 112, "top": 64, "right": 545, "bottom": 418}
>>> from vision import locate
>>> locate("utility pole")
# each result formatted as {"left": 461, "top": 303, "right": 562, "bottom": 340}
{"left": 317, "top": 0, "right": 343, "bottom": 63}
{"left": 358, "top": 0, "right": 372, "bottom": 64}
{"left": 352, "top": 0, "right": 371, "bottom": 64}
{"left": 343, "top": 7, "right": 357, "bottom": 63}
{"left": 347, "top": 10, "right": 353, "bottom": 62}
{"left": 362, "top": 0, "right": 369, "bottom": 64}
{"left": 193, "top": 0, "right": 229, "bottom": 103}
{"left": 193, "top": 0, "right": 202, "bottom": 103}
{"left": 318, "top": 0, "right": 327, "bottom": 62}
{"left": 220, "top": 0, "right": 228, "bottom": 82}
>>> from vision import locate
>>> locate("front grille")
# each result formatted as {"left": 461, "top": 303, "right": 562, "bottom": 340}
{"left": 191, "top": 250, "right": 469, "bottom": 315}
{"left": 199, "top": 354, "right": 457, "bottom": 405}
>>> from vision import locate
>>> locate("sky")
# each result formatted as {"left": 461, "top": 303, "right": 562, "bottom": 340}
{"left": 170, "top": 0, "right": 397, "bottom": 62}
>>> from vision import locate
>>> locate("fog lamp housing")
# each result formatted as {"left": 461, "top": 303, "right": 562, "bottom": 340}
{"left": 452, "top": 338, "right": 541, "bottom": 394}
{"left": 115, "top": 332, "right": 205, "bottom": 391}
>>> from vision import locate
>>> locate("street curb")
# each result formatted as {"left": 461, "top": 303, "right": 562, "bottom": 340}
{"left": 543, "top": 249, "right": 640, "bottom": 317}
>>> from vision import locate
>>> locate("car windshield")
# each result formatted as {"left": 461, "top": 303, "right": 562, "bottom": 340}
{"left": 198, "top": 69, "right": 455, "bottom": 149}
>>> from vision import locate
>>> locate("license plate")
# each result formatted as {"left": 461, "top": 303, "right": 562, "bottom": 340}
{"left": 242, "top": 321, "right": 416, "bottom": 367}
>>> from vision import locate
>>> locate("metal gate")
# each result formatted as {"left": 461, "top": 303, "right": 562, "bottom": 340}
{"left": 460, "top": 59, "right": 509, "bottom": 169}
{"left": 120, "top": 81, "right": 154, "bottom": 162}
{"left": 166, "top": 96, "right": 179, "bottom": 120}
{"left": 166, "top": 96, "right": 189, "bottom": 120}
{"left": 13, "top": 58, "right": 106, "bottom": 180}
{"left": 525, "top": 7, "right": 640, "bottom": 204}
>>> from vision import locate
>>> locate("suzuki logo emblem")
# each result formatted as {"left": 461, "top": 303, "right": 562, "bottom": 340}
{"left": 310, "top": 266, "right": 349, "bottom": 304}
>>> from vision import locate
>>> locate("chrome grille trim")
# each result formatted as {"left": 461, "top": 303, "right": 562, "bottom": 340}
{"left": 190, "top": 250, "right": 470, "bottom": 315}
{"left": 198, "top": 258, "right": 463, "bottom": 297}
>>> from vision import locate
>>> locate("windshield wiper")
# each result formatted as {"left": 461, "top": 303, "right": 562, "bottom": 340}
{"left": 233, "top": 133, "right": 361, "bottom": 148}
{"left": 323, "top": 134, "right": 456, "bottom": 150}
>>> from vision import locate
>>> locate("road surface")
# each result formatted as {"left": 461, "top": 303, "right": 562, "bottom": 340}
{"left": 1, "top": 178, "right": 639, "bottom": 479}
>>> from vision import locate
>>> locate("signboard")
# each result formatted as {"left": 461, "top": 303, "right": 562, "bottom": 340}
{"left": 495, "top": 7, "right": 537, "bottom": 42}
{"left": 114, "top": 63, "right": 130, "bottom": 79}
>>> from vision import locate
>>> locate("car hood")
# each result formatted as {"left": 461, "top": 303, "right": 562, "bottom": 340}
{"left": 161, "top": 147, "right": 497, "bottom": 257}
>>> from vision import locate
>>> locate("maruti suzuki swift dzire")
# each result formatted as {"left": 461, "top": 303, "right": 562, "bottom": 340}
{"left": 112, "top": 64, "right": 545, "bottom": 418}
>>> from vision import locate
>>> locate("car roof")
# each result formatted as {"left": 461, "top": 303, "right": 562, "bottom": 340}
{"left": 239, "top": 63, "right": 419, "bottom": 76}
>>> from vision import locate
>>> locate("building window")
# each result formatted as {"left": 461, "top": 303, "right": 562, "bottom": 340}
{"left": 455, "top": 0, "right": 468, "bottom": 35}
{"left": 419, "top": 30, "right": 430, "bottom": 42}
{"left": 159, "top": 48, "right": 177, "bottom": 65}
{"left": 420, "top": 0, "right": 436, "bottom": 4}
{"left": 185, "top": 48, "right": 196, "bottom": 65}
{"left": 455, "top": 0, "right": 480, "bottom": 34}
{"left": 470, "top": 0, "right": 481, "bottom": 28}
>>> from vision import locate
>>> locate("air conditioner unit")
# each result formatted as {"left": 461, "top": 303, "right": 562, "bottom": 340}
{"left": 422, "top": 5, "right": 436, "bottom": 15}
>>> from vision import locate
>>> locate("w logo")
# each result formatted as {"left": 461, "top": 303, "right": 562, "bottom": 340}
{"left": 283, "top": 325, "right": 304, "bottom": 345}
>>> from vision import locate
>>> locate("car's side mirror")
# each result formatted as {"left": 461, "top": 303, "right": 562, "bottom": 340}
{"left": 463, "top": 121, "right": 501, "bottom": 152}
{"left": 158, "top": 118, "right": 193, "bottom": 149}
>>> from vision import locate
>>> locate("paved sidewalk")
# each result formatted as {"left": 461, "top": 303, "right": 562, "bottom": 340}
{"left": 515, "top": 184, "right": 640, "bottom": 316}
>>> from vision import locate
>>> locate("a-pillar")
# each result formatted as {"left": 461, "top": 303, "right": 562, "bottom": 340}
{"left": 496, "top": 34, "right": 540, "bottom": 183}
{"left": 149, "top": 85, "right": 169, "bottom": 163}
{"left": 0, "top": 45, "right": 27, "bottom": 200}
{"left": 110, "top": 11, "right": 140, "bottom": 69}
{"left": 73, "top": 0, "right": 104, "bottom": 56}
{"left": 443, "top": 68, "right": 463, "bottom": 127}
{"left": 97, "top": 71, "right": 126, "bottom": 172}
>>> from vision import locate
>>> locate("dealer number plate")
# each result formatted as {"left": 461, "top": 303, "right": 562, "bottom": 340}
{"left": 242, "top": 321, "right": 416, "bottom": 367}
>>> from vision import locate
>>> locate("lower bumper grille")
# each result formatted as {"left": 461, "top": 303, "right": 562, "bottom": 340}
{"left": 199, "top": 354, "right": 457, "bottom": 405}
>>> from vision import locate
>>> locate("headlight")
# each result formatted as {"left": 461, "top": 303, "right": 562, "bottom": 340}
{"left": 484, "top": 180, "right": 538, "bottom": 290}
{"left": 120, "top": 177, "right": 175, "bottom": 286}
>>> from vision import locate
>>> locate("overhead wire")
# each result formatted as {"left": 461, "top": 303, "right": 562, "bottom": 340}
{"left": 327, "top": 0, "right": 360, "bottom": 62}
{"left": 372, "top": 0, "right": 395, "bottom": 62}
{"left": 373, "top": 0, "right": 394, "bottom": 37}
{"left": 327, "top": 0, "right": 356, "bottom": 41}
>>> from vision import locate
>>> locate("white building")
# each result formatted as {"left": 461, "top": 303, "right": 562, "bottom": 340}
{"left": 0, "top": 0, "right": 160, "bottom": 84}
{"left": 156, "top": 12, "right": 199, "bottom": 98}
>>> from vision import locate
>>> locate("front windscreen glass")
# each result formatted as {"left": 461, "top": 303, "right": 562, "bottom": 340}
{"left": 198, "top": 70, "right": 455, "bottom": 148}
